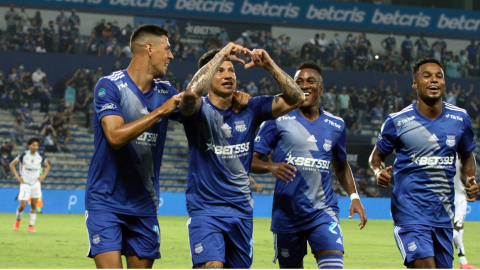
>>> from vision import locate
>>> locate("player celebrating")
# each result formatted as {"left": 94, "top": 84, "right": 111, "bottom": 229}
{"left": 251, "top": 61, "right": 367, "bottom": 269}
{"left": 369, "top": 58, "right": 478, "bottom": 268}
{"left": 178, "top": 45, "right": 305, "bottom": 268}
{"left": 453, "top": 158, "right": 477, "bottom": 269}
{"left": 10, "top": 137, "right": 50, "bottom": 233}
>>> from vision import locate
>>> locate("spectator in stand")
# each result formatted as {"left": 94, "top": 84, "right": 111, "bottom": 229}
{"left": 432, "top": 36, "right": 447, "bottom": 53}
{"left": 74, "top": 88, "right": 88, "bottom": 120}
{"left": 166, "top": 71, "right": 180, "bottom": 91}
{"left": 40, "top": 124, "right": 56, "bottom": 153}
{"left": 111, "top": 60, "right": 122, "bottom": 72}
{"left": 31, "top": 66, "right": 46, "bottom": 87}
{"left": 52, "top": 110, "right": 66, "bottom": 130}
{"left": 466, "top": 40, "right": 478, "bottom": 68}
{"left": 165, "top": 20, "right": 180, "bottom": 45}
{"left": 18, "top": 63, "right": 29, "bottom": 81}
{"left": 214, "top": 33, "right": 222, "bottom": 49}
{"left": 105, "top": 37, "right": 120, "bottom": 57}
{"left": 353, "top": 168, "right": 367, "bottom": 195}
{"left": 467, "top": 93, "right": 479, "bottom": 122}
{"left": 1, "top": 136, "right": 15, "bottom": 156}
{"left": 35, "top": 43, "right": 46, "bottom": 53}
{"left": 94, "top": 19, "right": 106, "bottom": 37}
{"left": 445, "top": 82, "right": 460, "bottom": 105}
{"left": 314, "top": 33, "right": 328, "bottom": 63}
{"left": 458, "top": 50, "right": 469, "bottom": 78}
{"left": 119, "top": 23, "right": 133, "bottom": 46}
{"left": 234, "top": 32, "right": 251, "bottom": 48}
{"left": 354, "top": 51, "right": 369, "bottom": 71}
{"left": 43, "top": 21, "right": 55, "bottom": 52}
{"left": 342, "top": 108, "right": 359, "bottom": 135}
{"left": 246, "top": 81, "right": 259, "bottom": 96}
{"left": 395, "top": 92, "right": 404, "bottom": 111}
{"left": 356, "top": 91, "right": 368, "bottom": 123}
{"left": 0, "top": 148, "right": 13, "bottom": 179}
{"left": 38, "top": 77, "right": 52, "bottom": 113}
{"left": 64, "top": 32, "right": 74, "bottom": 54}
{"left": 446, "top": 55, "right": 459, "bottom": 78}
{"left": 280, "top": 36, "right": 295, "bottom": 67}
{"left": 344, "top": 33, "right": 356, "bottom": 70}
{"left": 456, "top": 84, "right": 472, "bottom": 109}
{"left": 32, "top": 11, "right": 42, "bottom": 28}
{"left": 256, "top": 31, "right": 266, "bottom": 50}
{"left": 21, "top": 76, "right": 35, "bottom": 110}
{"left": 11, "top": 26, "right": 26, "bottom": 50}
{"left": 400, "top": 35, "right": 413, "bottom": 65}
{"left": 185, "top": 44, "right": 197, "bottom": 62}
{"left": 324, "top": 87, "right": 337, "bottom": 113}
{"left": 92, "top": 67, "right": 103, "bottom": 86}
{"left": 414, "top": 33, "right": 429, "bottom": 59}
{"left": 11, "top": 116, "right": 24, "bottom": 145}
{"left": 54, "top": 126, "right": 71, "bottom": 153}
{"left": 18, "top": 5, "right": 29, "bottom": 29}
{"left": 20, "top": 102, "right": 34, "bottom": 123}
{"left": 364, "top": 175, "right": 379, "bottom": 197}
{"left": 337, "top": 87, "right": 351, "bottom": 116}
{"left": 86, "top": 31, "right": 100, "bottom": 55}
{"left": 64, "top": 79, "right": 76, "bottom": 109}
{"left": 5, "top": 4, "right": 18, "bottom": 36}
{"left": 182, "top": 74, "right": 193, "bottom": 92}
{"left": 0, "top": 36, "right": 8, "bottom": 51}
{"left": 381, "top": 32, "right": 396, "bottom": 55}
{"left": 28, "top": 20, "right": 42, "bottom": 41}
{"left": 370, "top": 102, "right": 384, "bottom": 126}
{"left": 111, "top": 20, "right": 121, "bottom": 38}
{"left": 330, "top": 32, "right": 343, "bottom": 52}
{"left": 56, "top": 9, "right": 69, "bottom": 52}
{"left": 22, "top": 35, "right": 36, "bottom": 52}
{"left": 264, "top": 31, "right": 275, "bottom": 55}
{"left": 68, "top": 9, "right": 80, "bottom": 43}
{"left": 219, "top": 27, "right": 229, "bottom": 47}
{"left": 84, "top": 91, "right": 94, "bottom": 128}
{"left": 357, "top": 33, "right": 372, "bottom": 58}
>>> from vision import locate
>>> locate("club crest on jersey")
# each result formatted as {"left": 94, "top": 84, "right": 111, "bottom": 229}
{"left": 235, "top": 120, "right": 247, "bottom": 132}
{"left": 281, "top": 249, "right": 290, "bottom": 258}
{"left": 407, "top": 241, "right": 417, "bottom": 252}
{"left": 92, "top": 234, "right": 100, "bottom": 245}
{"left": 446, "top": 135, "right": 456, "bottom": 147}
{"left": 323, "top": 139, "right": 332, "bottom": 151}
{"left": 194, "top": 243, "right": 203, "bottom": 254}
{"left": 255, "top": 136, "right": 261, "bottom": 142}
{"left": 221, "top": 123, "right": 233, "bottom": 138}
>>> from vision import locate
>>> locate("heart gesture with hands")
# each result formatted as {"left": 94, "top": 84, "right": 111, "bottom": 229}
{"left": 218, "top": 42, "right": 249, "bottom": 65}
{"left": 244, "top": 49, "right": 274, "bottom": 69}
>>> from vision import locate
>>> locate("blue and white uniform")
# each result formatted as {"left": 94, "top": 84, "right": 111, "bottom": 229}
{"left": 254, "top": 109, "right": 347, "bottom": 267}
{"left": 16, "top": 151, "right": 47, "bottom": 200}
{"left": 183, "top": 95, "right": 274, "bottom": 268}
{"left": 85, "top": 70, "right": 180, "bottom": 259}
{"left": 376, "top": 102, "right": 475, "bottom": 268}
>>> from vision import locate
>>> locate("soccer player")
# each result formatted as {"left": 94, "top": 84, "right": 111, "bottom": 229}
{"left": 178, "top": 44, "right": 305, "bottom": 268}
{"left": 10, "top": 137, "right": 50, "bottom": 233}
{"left": 453, "top": 158, "right": 477, "bottom": 269}
{"left": 251, "top": 61, "right": 367, "bottom": 269}
{"left": 369, "top": 57, "right": 479, "bottom": 268}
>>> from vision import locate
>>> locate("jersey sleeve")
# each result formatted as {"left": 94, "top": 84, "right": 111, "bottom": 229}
{"left": 332, "top": 125, "right": 347, "bottom": 162}
{"left": 94, "top": 78, "right": 124, "bottom": 121}
{"left": 376, "top": 117, "right": 398, "bottom": 155}
{"left": 15, "top": 152, "right": 25, "bottom": 162}
{"left": 457, "top": 114, "right": 476, "bottom": 155}
{"left": 253, "top": 120, "right": 278, "bottom": 155}
{"left": 249, "top": 95, "right": 275, "bottom": 124}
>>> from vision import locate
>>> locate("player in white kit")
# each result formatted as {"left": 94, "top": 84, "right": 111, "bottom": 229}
{"left": 453, "top": 157, "right": 478, "bottom": 269}
{"left": 10, "top": 137, "right": 50, "bottom": 233}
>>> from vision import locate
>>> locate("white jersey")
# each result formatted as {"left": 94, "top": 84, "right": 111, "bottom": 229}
{"left": 15, "top": 151, "right": 46, "bottom": 185}
{"left": 453, "top": 157, "right": 466, "bottom": 191}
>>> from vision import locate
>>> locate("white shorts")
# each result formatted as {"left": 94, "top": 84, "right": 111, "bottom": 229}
{"left": 18, "top": 181, "right": 42, "bottom": 200}
{"left": 454, "top": 189, "right": 467, "bottom": 226}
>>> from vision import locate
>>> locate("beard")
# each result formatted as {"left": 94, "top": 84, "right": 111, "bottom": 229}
{"left": 417, "top": 90, "right": 442, "bottom": 106}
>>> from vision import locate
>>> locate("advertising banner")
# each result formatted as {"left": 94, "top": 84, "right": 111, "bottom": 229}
{"left": 3, "top": 0, "right": 480, "bottom": 38}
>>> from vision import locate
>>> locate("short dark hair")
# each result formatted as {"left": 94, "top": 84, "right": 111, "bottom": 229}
{"left": 411, "top": 57, "right": 443, "bottom": 80}
{"left": 198, "top": 49, "right": 220, "bottom": 69}
{"left": 27, "top": 137, "right": 40, "bottom": 146}
{"left": 296, "top": 61, "right": 322, "bottom": 77}
{"left": 130, "top": 24, "right": 169, "bottom": 49}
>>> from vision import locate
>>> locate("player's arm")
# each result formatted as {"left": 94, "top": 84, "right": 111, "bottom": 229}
{"left": 38, "top": 161, "right": 50, "bottom": 182}
{"left": 332, "top": 159, "right": 367, "bottom": 229}
{"left": 249, "top": 176, "right": 262, "bottom": 191}
{"left": 179, "top": 42, "right": 248, "bottom": 116}
{"left": 458, "top": 152, "right": 478, "bottom": 202}
{"left": 244, "top": 49, "right": 304, "bottom": 118}
{"left": 9, "top": 159, "right": 22, "bottom": 184}
{"left": 251, "top": 152, "right": 296, "bottom": 183}
{"left": 102, "top": 93, "right": 183, "bottom": 150}
{"left": 369, "top": 146, "right": 392, "bottom": 188}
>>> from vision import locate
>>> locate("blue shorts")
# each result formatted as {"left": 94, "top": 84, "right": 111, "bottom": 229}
{"left": 85, "top": 210, "right": 160, "bottom": 260}
{"left": 393, "top": 225, "right": 453, "bottom": 268}
{"left": 273, "top": 216, "right": 344, "bottom": 266}
{"left": 187, "top": 216, "right": 253, "bottom": 268}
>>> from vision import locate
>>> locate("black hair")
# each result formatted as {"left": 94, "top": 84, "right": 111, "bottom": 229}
{"left": 198, "top": 49, "right": 221, "bottom": 69}
{"left": 27, "top": 137, "right": 40, "bottom": 146}
{"left": 296, "top": 61, "right": 322, "bottom": 76}
{"left": 130, "top": 24, "right": 169, "bottom": 52}
{"left": 411, "top": 57, "right": 443, "bottom": 80}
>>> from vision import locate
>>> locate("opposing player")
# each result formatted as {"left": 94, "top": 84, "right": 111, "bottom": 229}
{"left": 453, "top": 157, "right": 477, "bottom": 269}
{"left": 10, "top": 137, "right": 50, "bottom": 233}
{"left": 369, "top": 58, "right": 478, "bottom": 268}
{"left": 251, "top": 61, "right": 367, "bottom": 269}
{"left": 178, "top": 45, "right": 305, "bottom": 268}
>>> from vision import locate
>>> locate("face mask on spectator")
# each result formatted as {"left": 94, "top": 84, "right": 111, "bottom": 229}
{"left": 19, "top": 66, "right": 24, "bottom": 70}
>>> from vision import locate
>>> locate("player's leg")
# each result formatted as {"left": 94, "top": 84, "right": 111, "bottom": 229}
{"left": 122, "top": 215, "right": 160, "bottom": 269}
{"left": 273, "top": 231, "right": 308, "bottom": 268}
{"left": 453, "top": 192, "right": 476, "bottom": 268}
{"left": 14, "top": 184, "right": 31, "bottom": 231}
{"left": 223, "top": 217, "right": 254, "bottom": 269}
{"left": 187, "top": 216, "right": 225, "bottom": 268}
{"left": 308, "top": 219, "right": 344, "bottom": 269}
{"left": 393, "top": 225, "right": 436, "bottom": 268}
{"left": 27, "top": 181, "right": 42, "bottom": 232}
{"left": 431, "top": 227, "right": 454, "bottom": 269}
{"left": 85, "top": 210, "right": 124, "bottom": 268}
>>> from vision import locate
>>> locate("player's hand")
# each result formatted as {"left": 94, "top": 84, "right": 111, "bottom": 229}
{"left": 16, "top": 176, "right": 23, "bottom": 184}
{"left": 375, "top": 166, "right": 392, "bottom": 188}
{"left": 269, "top": 162, "right": 296, "bottom": 183}
{"left": 38, "top": 176, "right": 45, "bottom": 182}
{"left": 218, "top": 42, "right": 248, "bottom": 65}
{"left": 232, "top": 91, "right": 251, "bottom": 114}
{"left": 465, "top": 176, "right": 478, "bottom": 202}
{"left": 244, "top": 49, "right": 274, "bottom": 69}
{"left": 159, "top": 92, "right": 184, "bottom": 115}
{"left": 253, "top": 182, "right": 263, "bottom": 192}
{"left": 349, "top": 199, "right": 367, "bottom": 230}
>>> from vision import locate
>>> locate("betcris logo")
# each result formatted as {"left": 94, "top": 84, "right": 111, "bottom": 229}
{"left": 437, "top": 13, "right": 480, "bottom": 31}
{"left": 371, "top": 9, "right": 430, "bottom": 27}
{"left": 241, "top": 0, "right": 299, "bottom": 18}
{"left": 175, "top": 0, "right": 234, "bottom": 13}
{"left": 110, "top": 0, "right": 168, "bottom": 9}
{"left": 306, "top": 5, "right": 365, "bottom": 23}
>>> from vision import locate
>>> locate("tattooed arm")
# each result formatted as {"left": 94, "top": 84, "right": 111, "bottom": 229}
{"left": 179, "top": 43, "right": 247, "bottom": 116}
{"left": 458, "top": 152, "right": 478, "bottom": 201}
{"left": 245, "top": 49, "right": 304, "bottom": 118}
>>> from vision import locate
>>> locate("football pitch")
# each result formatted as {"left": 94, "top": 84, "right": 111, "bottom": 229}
{"left": 1, "top": 213, "right": 479, "bottom": 269}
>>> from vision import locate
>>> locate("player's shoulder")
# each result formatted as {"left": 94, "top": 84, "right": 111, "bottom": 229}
{"left": 443, "top": 102, "right": 468, "bottom": 116}
{"left": 275, "top": 111, "right": 297, "bottom": 123}
{"left": 102, "top": 70, "right": 126, "bottom": 83}
{"left": 323, "top": 110, "right": 345, "bottom": 130}
{"left": 17, "top": 151, "right": 27, "bottom": 159}
{"left": 323, "top": 111, "right": 344, "bottom": 123}
{"left": 96, "top": 71, "right": 125, "bottom": 90}
{"left": 153, "top": 78, "right": 179, "bottom": 94}
{"left": 388, "top": 104, "right": 414, "bottom": 119}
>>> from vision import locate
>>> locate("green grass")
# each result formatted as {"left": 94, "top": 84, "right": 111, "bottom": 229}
{"left": 1, "top": 213, "right": 479, "bottom": 268}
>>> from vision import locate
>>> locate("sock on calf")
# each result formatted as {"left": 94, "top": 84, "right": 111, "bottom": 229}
{"left": 316, "top": 254, "right": 343, "bottom": 269}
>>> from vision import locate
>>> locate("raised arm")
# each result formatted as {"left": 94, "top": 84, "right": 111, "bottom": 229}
{"left": 458, "top": 152, "right": 478, "bottom": 202}
{"left": 369, "top": 145, "right": 392, "bottom": 188}
{"left": 332, "top": 159, "right": 367, "bottom": 229}
{"left": 179, "top": 42, "right": 247, "bottom": 116}
{"left": 245, "top": 49, "right": 304, "bottom": 118}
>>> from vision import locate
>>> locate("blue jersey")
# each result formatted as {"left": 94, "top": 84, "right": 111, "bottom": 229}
{"left": 85, "top": 70, "right": 180, "bottom": 217}
{"left": 254, "top": 110, "right": 347, "bottom": 233}
{"left": 182, "top": 95, "right": 274, "bottom": 219}
{"left": 376, "top": 102, "right": 475, "bottom": 228}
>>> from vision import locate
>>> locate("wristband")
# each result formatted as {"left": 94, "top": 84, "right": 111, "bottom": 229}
{"left": 350, "top": 193, "right": 360, "bottom": 201}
